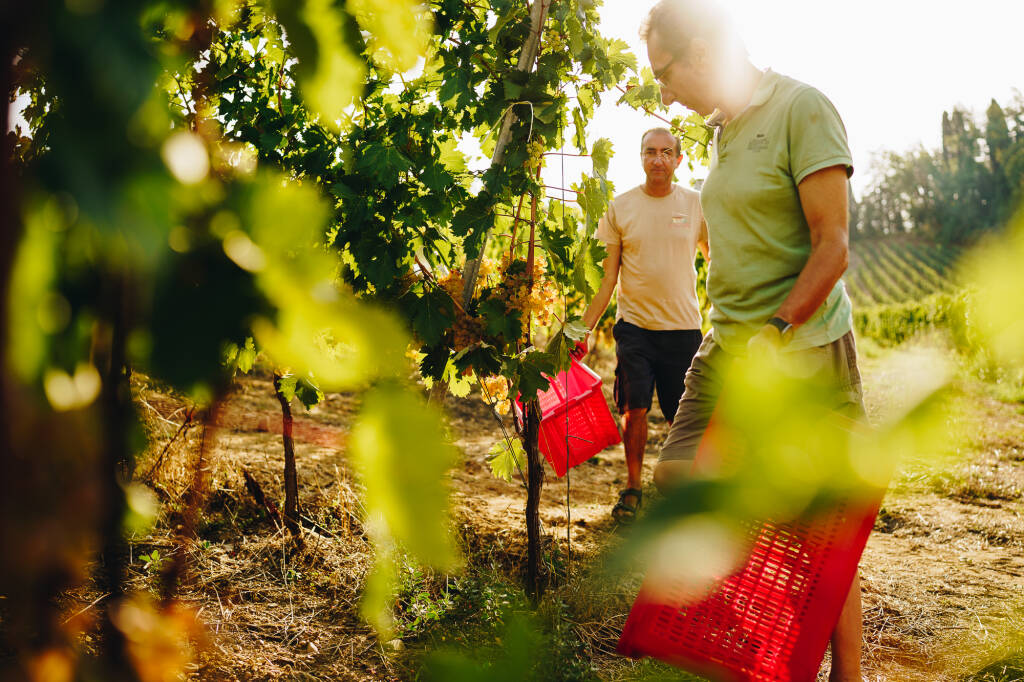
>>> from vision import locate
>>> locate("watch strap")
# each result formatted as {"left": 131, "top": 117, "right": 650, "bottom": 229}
{"left": 766, "top": 316, "right": 794, "bottom": 344}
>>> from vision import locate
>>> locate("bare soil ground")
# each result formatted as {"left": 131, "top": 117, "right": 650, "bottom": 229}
{"left": 66, "top": 341, "right": 1024, "bottom": 681}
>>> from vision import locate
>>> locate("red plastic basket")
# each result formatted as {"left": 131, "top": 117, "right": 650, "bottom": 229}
{"left": 515, "top": 357, "right": 621, "bottom": 477}
{"left": 617, "top": 413, "right": 883, "bottom": 682}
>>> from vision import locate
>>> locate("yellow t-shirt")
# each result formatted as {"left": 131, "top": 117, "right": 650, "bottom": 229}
{"left": 596, "top": 184, "right": 706, "bottom": 331}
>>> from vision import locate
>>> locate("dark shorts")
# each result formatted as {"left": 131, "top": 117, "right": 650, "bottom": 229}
{"left": 659, "top": 330, "right": 866, "bottom": 462}
{"left": 612, "top": 320, "right": 703, "bottom": 422}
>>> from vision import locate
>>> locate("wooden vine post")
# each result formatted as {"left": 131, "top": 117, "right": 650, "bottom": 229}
{"left": 456, "top": 0, "right": 552, "bottom": 601}
{"left": 459, "top": 0, "right": 552, "bottom": 306}
{"left": 523, "top": 164, "right": 545, "bottom": 602}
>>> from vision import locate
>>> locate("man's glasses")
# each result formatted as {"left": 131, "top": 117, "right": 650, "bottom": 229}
{"left": 652, "top": 54, "right": 678, "bottom": 85}
{"left": 642, "top": 149, "right": 677, "bottom": 161}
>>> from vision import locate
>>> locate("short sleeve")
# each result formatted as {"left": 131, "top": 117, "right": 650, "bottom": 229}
{"left": 788, "top": 88, "right": 853, "bottom": 185}
{"left": 595, "top": 201, "right": 620, "bottom": 246}
{"left": 694, "top": 193, "right": 708, "bottom": 244}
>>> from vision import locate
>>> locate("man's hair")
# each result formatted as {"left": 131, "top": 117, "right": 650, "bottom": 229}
{"left": 639, "top": 0, "right": 744, "bottom": 60}
{"left": 640, "top": 127, "right": 681, "bottom": 158}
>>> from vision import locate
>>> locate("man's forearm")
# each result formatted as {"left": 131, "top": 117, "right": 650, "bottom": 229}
{"left": 582, "top": 246, "right": 621, "bottom": 331}
{"left": 583, "top": 278, "right": 617, "bottom": 330}
{"left": 774, "top": 234, "right": 848, "bottom": 327}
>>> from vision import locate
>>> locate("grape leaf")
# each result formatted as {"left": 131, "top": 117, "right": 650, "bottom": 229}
{"left": 563, "top": 318, "right": 589, "bottom": 341}
{"left": 276, "top": 373, "right": 299, "bottom": 402}
{"left": 572, "top": 237, "right": 603, "bottom": 298}
{"left": 508, "top": 350, "right": 557, "bottom": 404}
{"left": 479, "top": 297, "right": 522, "bottom": 344}
{"left": 351, "top": 383, "right": 459, "bottom": 633}
{"left": 295, "top": 376, "right": 324, "bottom": 408}
{"left": 236, "top": 336, "right": 258, "bottom": 373}
{"left": 360, "top": 143, "right": 413, "bottom": 188}
{"left": 411, "top": 288, "right": 454, "bottom": 346}
{"left": 348, "top": 0, "right": 430, "bottom": 72}
{"left": 591, "top": 137, "right": 613, "bottom": 180}
{"left": 488, "top": 438, "right": 525, "bottom": 483}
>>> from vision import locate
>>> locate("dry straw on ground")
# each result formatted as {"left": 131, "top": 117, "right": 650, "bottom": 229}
{"left": 58, "top": 344, "right": 1024, "bottom": 680}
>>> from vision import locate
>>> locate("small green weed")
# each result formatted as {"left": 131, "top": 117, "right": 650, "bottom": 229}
{"left": 139, "top": 550, "right": 167, "bottom": 573}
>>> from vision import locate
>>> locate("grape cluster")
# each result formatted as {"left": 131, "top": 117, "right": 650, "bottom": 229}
{"left": 480, "top": 374, "right": 511, "bottom": 415}
{"left": 496, "top": 253, "right": 559, "bottom": 328}
{"left": 437, "top": 255, "right": 559, "bottom": 352}
{"left": 525, "top": 137, "right": 546, "bottom": 174}
{"left": 437, "top": 268, "right": 486, "bottom": 351}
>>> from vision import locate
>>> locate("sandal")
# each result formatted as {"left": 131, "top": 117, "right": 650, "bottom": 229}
{"left": 611, "top": 487, "right": 643, "bottom": 524}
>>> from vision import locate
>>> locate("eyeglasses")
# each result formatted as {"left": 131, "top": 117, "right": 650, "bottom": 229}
{"left": 642, "top": 149, "right": 677, "bottom": 161}
{"left": 652, "top": 54, "right": 678, "bottom": 85}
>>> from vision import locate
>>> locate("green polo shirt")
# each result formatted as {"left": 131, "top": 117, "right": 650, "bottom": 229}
{"left": 701, "top": 69, "right": 854, "bottom": 355}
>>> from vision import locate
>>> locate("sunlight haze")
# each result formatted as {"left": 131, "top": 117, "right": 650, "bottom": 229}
{"left": 564, "top": 0, "right": 1024, "bottom": 200}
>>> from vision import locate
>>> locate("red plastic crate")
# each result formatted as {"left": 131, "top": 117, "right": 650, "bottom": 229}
{"left": 617, "top": 413, "right": 883, "bottom": 682}
{"left": 515, "top": 357, "right": 621, "bottom": 477}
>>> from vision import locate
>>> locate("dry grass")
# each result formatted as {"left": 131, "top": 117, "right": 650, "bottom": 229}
{"left": 55, "top": 344, "right": 1024, "bottom": 680}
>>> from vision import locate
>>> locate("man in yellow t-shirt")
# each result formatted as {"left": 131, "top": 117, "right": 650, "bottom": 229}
{"left": 580, "top": 127, "right": 708, "bottom": 525}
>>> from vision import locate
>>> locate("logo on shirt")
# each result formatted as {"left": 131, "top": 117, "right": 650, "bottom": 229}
{"left": 748, "top": 133, "right": 769, "bottom": 152}
{"left": 672, "top": 213, "right": 689, "bottom": 226}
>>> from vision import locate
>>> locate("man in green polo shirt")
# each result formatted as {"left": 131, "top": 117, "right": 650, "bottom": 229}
{"left": 639, "top": 1, "right": 866, "bottom": 680}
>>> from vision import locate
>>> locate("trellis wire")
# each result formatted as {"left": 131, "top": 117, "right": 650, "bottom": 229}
{"left": 560, "top": 115, "right": 572, "bottom": 570}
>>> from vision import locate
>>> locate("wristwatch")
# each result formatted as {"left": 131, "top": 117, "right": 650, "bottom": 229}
{"left": 766, "top": 316, "right": 795, "bottom": 345}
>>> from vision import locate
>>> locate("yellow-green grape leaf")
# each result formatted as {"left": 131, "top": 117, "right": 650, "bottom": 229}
{"left": 487, "top": 438, "right": 524, "bottom": 483}
{"left": 591, "top": 137, "right": 613, "bottom": 180}
{"left": 236, "top": 337, "right": 258, "bottom": 373}
{"left": 712, "top": 353, "right": 875, "bottom": 521}
{"left": 441, "top": 361, "right": 473, "bottom": 398}
{"left": 240, "top": 173, "right": 406, "bottom": 390}
{"left": 348, "top": 0, "right": 432, "bottom": 72}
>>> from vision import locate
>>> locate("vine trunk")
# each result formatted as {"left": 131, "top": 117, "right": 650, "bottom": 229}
{"left": 273, "top": 374, "right": 302, "bottom": 542}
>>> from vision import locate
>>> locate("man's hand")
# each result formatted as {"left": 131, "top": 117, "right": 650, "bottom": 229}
{"left": 747, "top": 323, "right": 784, "bottom": 363}
{"left": 571, "top": 332, "right": 591, "bottom": 360}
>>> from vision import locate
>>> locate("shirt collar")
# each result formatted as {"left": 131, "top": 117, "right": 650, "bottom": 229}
{"left": 707, "top": 69, "right": 778, "bottom": 128}
{"left": 748, "top": 68, "right": 779, "bottom": 108}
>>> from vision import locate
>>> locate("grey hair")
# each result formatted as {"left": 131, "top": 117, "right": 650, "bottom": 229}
{"left": 640, "top": 127, "right": 681, "bottom": 157}
{"left": 639, "top": 0, "right": 746, "bottom": 60}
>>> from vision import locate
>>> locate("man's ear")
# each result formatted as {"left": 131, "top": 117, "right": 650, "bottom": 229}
{"left": 688, "top": 37, "right": 709, "bottom": 69}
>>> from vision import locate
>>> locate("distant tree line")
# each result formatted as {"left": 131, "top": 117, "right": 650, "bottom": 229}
{"left": 853, "top": 95, "right": 1024, "bottom": 244}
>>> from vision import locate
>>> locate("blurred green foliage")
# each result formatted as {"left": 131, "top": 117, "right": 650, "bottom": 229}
{"left": 16, "top": 0, "right": 1019, "bottom": 679}
{"left": 352, "top": 382, "right": 460, "bottom": 634}
{"left": 965, "top": 211, "right": 1024, "bottom": 367}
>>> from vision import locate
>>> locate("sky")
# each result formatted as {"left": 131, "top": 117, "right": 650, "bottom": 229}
{"left": 553, "top": 0, "right": 1024, "bottom": 199}
{"left": 9, "top": 1, "right": 1022, "bottom": 202}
